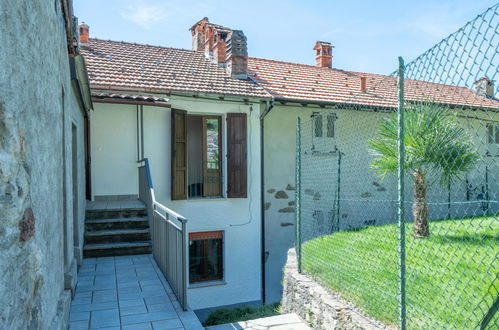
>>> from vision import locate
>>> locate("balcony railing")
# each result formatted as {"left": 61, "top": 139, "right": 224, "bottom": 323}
{"left": 138, "top": 158, "right": 188, "bottom": 310}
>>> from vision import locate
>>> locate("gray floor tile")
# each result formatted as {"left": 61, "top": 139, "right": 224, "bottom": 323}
{"left": 144, "top": 296, "right": 170, "bottom": 306}
{"left": 71, "top": 301, "right": 119, "bottom": 313}
{"left": 121, "top": 311, "right": 178, "bottom": 325}
{"left": 119, "top": 298, "right": 146, "bottom": 308}
{"left": 147, "top": 303, "right": 175, "bottom": 313}
{"left": 120, "top": 304, "right": 148, "bottom": 316}
{"left": 122, "top": 322, "right": 153, "bottom": 330}
{"left": 69, "top": 311, "right": 90, "bottom": 322}
{"left": 152, "top": 318, "right": 183, "bottom": 330}
{"left": 90, "top": 308, "right": 120, "bottom": 328}
{"left": 69, "top": 320, "right": 90, "bottom": 330}
{"left": 93, "top": 289, "right": 117, "bottom": 303}
{"left": 180, "top": 319, "right": 204, "bottom": 329}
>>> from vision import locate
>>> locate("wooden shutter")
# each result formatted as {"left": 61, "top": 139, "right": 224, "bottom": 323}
{"left": 227, "top": 113, "right": 247, "bottom": 198}
{"left": 171, "top": 109, "right": 187, "bottom": 200}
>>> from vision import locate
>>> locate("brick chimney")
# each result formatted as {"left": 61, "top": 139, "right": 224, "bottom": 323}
{"left": 190, "top": 17, "right": 208, "bottom": 51}
{"left": 79, "top": 22, "right": 89, "bottom": 45}
{"left": 226, "top": 30, "right": 248, "bottom": 79}
{"left": 213, "top": 31, "right": 228, "bottom": 67}
{"left": 474, "top": 77, "right": 495, "bottom": 98}
{"left": 313, "top": 41, "right": 333, "bottom": 68}
{"left": 360, "top": 76, "right": 367, "bottom": 92}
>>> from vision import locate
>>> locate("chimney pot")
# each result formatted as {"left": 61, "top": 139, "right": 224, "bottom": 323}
{"left": 360, "top": 76, "right": 367, "bottom": 92}
{"left": 313, "top": 41, "right": 333, "bottom": 68}
{"left": 474, "top": 77, "right": 495, "bottom": 98}
{"left": 79, "top": 22, "right": 89, "bottom": 45}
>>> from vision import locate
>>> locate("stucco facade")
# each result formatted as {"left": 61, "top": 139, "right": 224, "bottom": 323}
{"left": 0, "top": 1, "right": 89, "bottom": 329}
{"left": 90, "top": 94, "right": 262, "bottom": 314}
{"left": 263, "top": 103, "right": 499, "bottom": 303}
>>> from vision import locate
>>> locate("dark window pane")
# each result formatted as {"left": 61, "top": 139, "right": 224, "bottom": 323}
{"left": 327, "top": 114, "right": 335, "bottom": 138}
{"left": 189, "top": 237, "right": 223, "bottom": 283}
{"left": 314, "top": 114, "right": 323, "bottom": 138}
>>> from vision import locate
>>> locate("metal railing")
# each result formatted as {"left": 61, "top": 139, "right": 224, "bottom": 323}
{"left": 138, "top": 158, "right": 188, "bottom": 311}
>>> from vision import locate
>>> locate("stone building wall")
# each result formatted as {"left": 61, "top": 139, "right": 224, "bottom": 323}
{"left": 0, "top": 1, "right": 86, "bottom": 329}
{"left": 281, "top": 249, "right": 393, "bottom": 330}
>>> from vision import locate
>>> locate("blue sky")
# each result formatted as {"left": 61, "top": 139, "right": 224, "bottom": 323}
{"left": 74, "top": 0, "right": 496, "bottom": 74}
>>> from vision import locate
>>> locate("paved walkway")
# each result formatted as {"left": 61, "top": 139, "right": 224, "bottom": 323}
{"left": 69, "top": 254, "right": 203, "bottom": 330}
{"left": 205, "top": 314, "right": 310, "bottom": 330}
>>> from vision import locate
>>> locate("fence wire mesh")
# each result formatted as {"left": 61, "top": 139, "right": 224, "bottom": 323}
{"left": 296, "top": 4, "right": 498, "bottom": 329}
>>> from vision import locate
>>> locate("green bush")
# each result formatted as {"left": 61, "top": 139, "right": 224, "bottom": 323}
{"left": 204, "top": 303, "right": 281, "bottom": 326}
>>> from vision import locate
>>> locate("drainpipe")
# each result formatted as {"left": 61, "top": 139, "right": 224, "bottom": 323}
{"left": 260, "top": 99, "right": 274, "bottom": 305}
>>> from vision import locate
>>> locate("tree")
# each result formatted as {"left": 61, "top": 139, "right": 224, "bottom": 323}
{"left": 368, "top": 102, "right": 479, "bottom": 237}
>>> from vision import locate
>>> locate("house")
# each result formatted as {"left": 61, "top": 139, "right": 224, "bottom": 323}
{"left": 187, "top": 18, "right": 498, "bottom": 304}
{"left": 80, "top": 16, "right": 498, "bottom": 312}
{"left": 0, "top": 1, "right": 92, "bottom": 329}
{"left": 79, "top": 21, "right": 271, "bottom": 318}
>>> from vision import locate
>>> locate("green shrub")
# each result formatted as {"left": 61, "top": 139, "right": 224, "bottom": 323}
{"left": 204, "top": 303, "right": 281, "bottom": 326}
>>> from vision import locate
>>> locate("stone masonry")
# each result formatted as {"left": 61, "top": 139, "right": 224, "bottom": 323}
{"left": 0, "top": 1, "right": 87, "bottom": 329}
{"left": 282, "top": 249, "right": 394, "bottom": 330}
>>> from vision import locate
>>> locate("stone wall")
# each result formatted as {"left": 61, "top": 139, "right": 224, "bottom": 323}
{"left": 281, "top": 249, "right": 393, "bottom": 330}
{"left": 0, "top": 1, "right": 86, "bottom": 329}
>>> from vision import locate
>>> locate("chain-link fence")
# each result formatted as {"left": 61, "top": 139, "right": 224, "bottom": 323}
{"left": 295, "top": 4, "right": 498, "bottom": 329}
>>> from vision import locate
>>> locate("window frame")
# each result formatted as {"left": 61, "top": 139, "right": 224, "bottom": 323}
{"left": 188, "top": 231, "right": 225, "bottom": 284}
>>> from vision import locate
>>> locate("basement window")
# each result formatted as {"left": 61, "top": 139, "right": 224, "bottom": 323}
{"left": 189, "top": 231, "right": 224, "bottom": 283}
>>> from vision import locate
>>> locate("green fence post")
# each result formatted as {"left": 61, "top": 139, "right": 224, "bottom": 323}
{"left": 397, "top": 56, "right": 407, "bottom": 330}
{"left": 296, "top": 117, "right": 302, "bottom": 273}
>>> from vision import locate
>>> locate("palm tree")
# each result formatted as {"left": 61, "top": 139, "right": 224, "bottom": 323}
{"left": 368, "top": 102, "right": 479, "bottom": 237}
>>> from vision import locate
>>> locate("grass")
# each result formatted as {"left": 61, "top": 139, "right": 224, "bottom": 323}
{"left": 302, "top": 216, "right": 498, "bottom": 329}
{"left": 203, "top": 303, "right": 281, "bottom": 326}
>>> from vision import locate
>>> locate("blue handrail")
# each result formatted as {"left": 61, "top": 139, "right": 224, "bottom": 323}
{"left": 141, "top": 158, "right": 154, "bottom": 189}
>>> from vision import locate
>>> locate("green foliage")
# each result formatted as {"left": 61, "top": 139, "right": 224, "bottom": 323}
{"left": 368, "top": 102, "right": 479, "bottom": 185}
{"left": 302, "top": 216, "right": 498, "bottom": 328}
{"left": 203, "top": 303, "right": 281, "bottom": 326}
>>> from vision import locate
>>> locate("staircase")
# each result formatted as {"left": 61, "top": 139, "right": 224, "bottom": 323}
{"left": 84, "top": 201, "right": 152, "bottom": 258}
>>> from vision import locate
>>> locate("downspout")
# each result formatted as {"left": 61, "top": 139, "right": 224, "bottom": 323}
{"left": 260, "top": 99, "right": 274, "bottom": 304}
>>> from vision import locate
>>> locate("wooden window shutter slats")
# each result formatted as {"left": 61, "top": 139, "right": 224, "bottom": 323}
{"left": 171, "top": 109, "right": 187, "bottom": 200}
{"left": 226, "top": 113, "right": 247, "bottom": 198}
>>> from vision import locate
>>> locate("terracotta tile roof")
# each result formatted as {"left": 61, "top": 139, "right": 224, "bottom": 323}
{"left": 81, "top": 38, "right": 270, "bottom": 99}
{"left": 81, "top": 38, "right": 497, "bottom": 110}
{"left": 248, "top": 57, "right": 499, "bottom": 109}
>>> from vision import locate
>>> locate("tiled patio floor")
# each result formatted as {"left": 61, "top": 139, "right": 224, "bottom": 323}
{"left": 69, "top": 254, "right": 203, "bottom": 330}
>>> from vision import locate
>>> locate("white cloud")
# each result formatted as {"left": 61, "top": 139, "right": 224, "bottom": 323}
{"left": 121, "top": 3, "right": 169, "bottom": 29}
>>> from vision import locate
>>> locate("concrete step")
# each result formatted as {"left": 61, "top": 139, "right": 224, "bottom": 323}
{"left": 85, "top": 208, "right": 147, "bottom": 220}
{"left": 85, "top": 228, "right": 151, "bottom": 244}
{"left": 205, "top": 313, "right": 310, "bottom": 330}
{"left": 85, "top": 216, "right": 149, "bottom": 231}
{"left": 83, "top": 241, "right": 152, "bottom": 258}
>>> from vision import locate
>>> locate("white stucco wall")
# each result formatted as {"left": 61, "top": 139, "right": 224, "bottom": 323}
{"left": 91, "top": 95, "right": 262, "bottom": 311}
{"left": 91, "top": 103, "right": 139, "bottom": 197}
{"left": 263, "top": 103, "right": 499, "bottom": 303}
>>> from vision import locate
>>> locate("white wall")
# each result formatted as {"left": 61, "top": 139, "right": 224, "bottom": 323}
{"left": 91, "top": 96, "right": 262, "bottom": 311}
{"left": 91, "top": 103, "right": 138, "bottom": 197}
{"left": 263, "top": 103, "right": 499, "bottom": 303}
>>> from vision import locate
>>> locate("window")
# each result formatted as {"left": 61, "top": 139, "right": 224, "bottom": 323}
{"left": 313, "top": 112, "right": 336, "bottom": 138}
{"left": 313, "top": 113, "right": 323, "bottom": 137}
{"left": 487, "top": 124, "right": 499, "bottom": 156}
{"left": 186, "top": 115, "right": 222, "bottom": 198}
{"left": 189, "top": 231, "right": 224, "bottom": 283}
{"left": 172, "top": 109, "right": 247, "bottom": 200}
{"left": 488, "top": 124, "right": 499, "bottom": 144}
